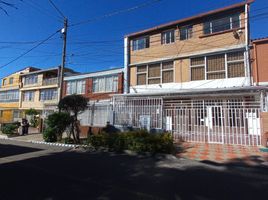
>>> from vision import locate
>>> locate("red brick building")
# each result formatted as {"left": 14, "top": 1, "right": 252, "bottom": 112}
{"left": 63, "top": 68, "right": 124, "bottom": 137}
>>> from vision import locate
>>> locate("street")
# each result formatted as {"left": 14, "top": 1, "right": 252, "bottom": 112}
{"left": 0, "top": 139, "right": 268, "bottom": 200}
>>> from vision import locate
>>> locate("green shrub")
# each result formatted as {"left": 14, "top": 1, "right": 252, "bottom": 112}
{"left": 45, "top": 112, "right": 72, "bottom": 141}
{"left": 87, "top": 130, "right": 174, "bottom": 154}
{"left": 1, "top": 124, "right": 18, "bottom": 136}
{"left": 43, "top": 127, "right": 57, "bottom": 142}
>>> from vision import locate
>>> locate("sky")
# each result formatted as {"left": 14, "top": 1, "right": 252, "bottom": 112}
{"left": 0, "top": 0, "right": 267, "bottom": 80}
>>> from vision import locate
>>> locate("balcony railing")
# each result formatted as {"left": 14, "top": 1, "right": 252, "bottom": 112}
{"left": 42, "top": 77, "right": 58, "bottom": 86}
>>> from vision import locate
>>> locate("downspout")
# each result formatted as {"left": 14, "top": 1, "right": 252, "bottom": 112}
{"left": 245, "top": 2, "right": 252, "bottom": 86}
{"left": 124, "top": 36, "right": 130, "bottom": 94}
{"left": 253, "top": 42, "right": 259, "bottom": 85}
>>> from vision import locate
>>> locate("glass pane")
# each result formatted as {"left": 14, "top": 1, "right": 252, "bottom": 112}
{"left": 227, "top": 51, "right": 244, "bottom": 61}
{"left": 162, "top": 70, "right": 173, "bottom": 83}
{"left": 191, "top": 67, "right": 205, "bottom": 81}
{"left": 212, "top": 17, "right": 230, "bottom": 33}
{"left": 180, "top": 27, "right": 187, "bottom": 40}
{"left": 191, "top": 57, "right": 205, "bottom": 66}
{"left": 162, "top": 61, "right": 173, "bottom": 69}
{"left": 207, "top": 72, "right": 225, "bottom": 80}
{"left": 232, "top": 14, "right": 240, "bottom": 28}
{"left": 137, "top": 74, "right": 146, "bottom": 85}
{"left": 148, "top": 63, "right": 160, "bottom": 78}
{"left": 203, "top": 22, "right": 211, "bottom": 34}
{"left": 137, "top": 65, "right": 147, "bottom": 72}
{"left": 148, "top": 78, "right": 160, "bottom": 85}
{"left": 228, "top": 62, "right": 244, "bottom": 78}
{"left": 207, "top": 54, "right": 225, "bottom": 72}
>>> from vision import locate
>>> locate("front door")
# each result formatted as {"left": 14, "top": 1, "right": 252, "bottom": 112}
{"left": 206, "top": 106, "right": 224, "bottom": 144}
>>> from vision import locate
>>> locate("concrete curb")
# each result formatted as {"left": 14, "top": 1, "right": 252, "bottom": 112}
{"left": 30, "top": 140, "right": 89, "bottom": 148}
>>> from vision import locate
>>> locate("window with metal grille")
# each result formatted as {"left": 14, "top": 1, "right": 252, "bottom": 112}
{"left": 24, "top": 75, "right": 38, "bottom": 85}
{"left": 0, "top": 90, "right": 19, "bottom": 102}
{"left": 190, "top": 57, "right": 205, "bottom": 81}
{"left": 161, "top": 30, "right": 175, "bottom": 44}
{"left": 190, "top": 51, "right": 245, "bottom": 81}
{"left": 136, "top": 61, "right": 174, "bottom": 85}
{"left": 227, "top": 51, "right": 244, "bottom": 78}
{"left": 206, "top": 54, "right": 225, "bottom": 80}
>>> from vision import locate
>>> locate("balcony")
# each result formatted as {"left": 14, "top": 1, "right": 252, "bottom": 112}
{"left": 42, "top": 77, "right": 58, "bottom": 86}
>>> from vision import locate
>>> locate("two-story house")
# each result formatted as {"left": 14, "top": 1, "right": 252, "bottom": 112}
{"left": 63, "top": 68, "right": 124, "bottom": 136}
{"left": 0, "top": 67, "right": 39, "bottom": 124}
{"left": 19, "top": 67, "right": 76, "bottom": 119}
{"left": 113, "top": 0, "right": 268, "bottom": 146}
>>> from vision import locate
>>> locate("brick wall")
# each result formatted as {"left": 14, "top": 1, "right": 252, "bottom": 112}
{"left": 63, "top": 72, "right": 124, "bottom": 100}
{"left": 261, "top": 112, "right": 268, "bottom": 147}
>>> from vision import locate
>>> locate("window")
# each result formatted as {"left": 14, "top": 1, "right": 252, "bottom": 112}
{"left": 136, "top": 61, "right": 174, "bottom": 85}
{"left": 0, "top": 90, "right": 19, "bottom": 102}
{"left": 13, "top": 110, "right": 20, "bottom": 119}
{"left": 132, "top": 37, "right": 150, "bottom": 51}
{"left": 227, "top": 51, "right": 244, "bottom": 78}
{"left": 40, "top": 89, "right": 58, "bottom": 101}
{"left": 66, "top": 79, "right": 86, "bottom": 95}
{"left": 93, "top": 75, "right": 118, "bottom": 93}
{"left": 161, "top": 30, "right": 175, "bottom": 44}
{"left": 2, "top": 79, "right": 6, "bottom": 86}
{"left": 191, "top": 57, "right": 205, "bottom": 81}
{"left": 206, "top": 54, "right": 225, "bottom": 79}
{"left": 23, "top": 91, "right": 35, "bottom": 101}
{"left": 0, "top": 110, "right": 3, "bottom": 117}
{"left": 203, "top": 13, "right": 240, "bottom": 34}
{"left": 24, "top": 75, "right": 38, "bottom": 85}
{"left": 180, "top": 26, "right": 193, "bottom": 40}
{"left": 9, "top": 77, "right": 14, "bottom": 84}
{"left": 190, "top": 51, "right": 245, "bottom": 81}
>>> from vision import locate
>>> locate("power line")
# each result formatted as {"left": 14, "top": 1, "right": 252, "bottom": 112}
{"left": 0, "top": 29, "right": 60, "bottom": 70}
{"left": 48, "top": 0, "right": 65, "bottom": 19}
{"left": 69, "top": 0, "right": 163, "bottom": 27}
{"left": 23, "top": 0, "right": 62, "bottom": 22}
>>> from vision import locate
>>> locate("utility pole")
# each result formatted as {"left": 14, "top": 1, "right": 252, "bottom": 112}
{"left": 59, "top": 18, "right": 68, "bottom": 101}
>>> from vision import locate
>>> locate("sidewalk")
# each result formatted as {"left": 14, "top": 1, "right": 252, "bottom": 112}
{"left": 178, "top": 142, "right": 268, "bottom": 166}
{"left": 1, "top": 133, "right": 44, "bottom": 142}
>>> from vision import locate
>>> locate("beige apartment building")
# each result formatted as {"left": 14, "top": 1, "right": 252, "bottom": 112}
{"left": 113, "top": 0, "right": 268, "bottom": 146}
{"left": 19, "top": 67, "right": 76, "bottom": 118}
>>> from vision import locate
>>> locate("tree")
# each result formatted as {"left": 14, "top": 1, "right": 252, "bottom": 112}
{"left": 58, "top": 95, "right": 88, "bottom": 143}
{"left": 45, "top": 112, "right": 72, "bottom": 141}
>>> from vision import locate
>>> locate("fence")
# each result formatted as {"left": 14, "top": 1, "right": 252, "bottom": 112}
{"left": 113, "top": 96, "right": 263, "bottom": 146}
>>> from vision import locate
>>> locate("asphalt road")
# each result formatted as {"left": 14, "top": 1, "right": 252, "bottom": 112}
{"left": 0, "top": 139, "right": 268, "bottom": 200}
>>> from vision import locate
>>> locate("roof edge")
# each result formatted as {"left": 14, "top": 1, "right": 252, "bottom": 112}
{"left": 125, "top": 0, "right": 254, "bottom": 38}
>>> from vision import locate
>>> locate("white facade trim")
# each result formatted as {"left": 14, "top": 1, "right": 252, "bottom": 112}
{"left": 64, "top": 68, "right": 123, "bottom": 81}
{"left": 129, "top": 77, "right": 250, "bottom": 94}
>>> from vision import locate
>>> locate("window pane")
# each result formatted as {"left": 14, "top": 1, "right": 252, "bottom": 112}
{"left": 148, "top": 78, "right": 160, "bottom": 85}
{"left": 212, "top": 17, "right": 230, "bottom": 33}
{"left": 137, "top": 65, "right": 147, "bottom": 72}
{"left": 162, "top": 70, "right": 173, "bottom": 83}
{"left": 207, "top": 72, "right": 225, "bottom": 80}
{"left": 203, "top": 22, "right": 211, "bottom": 34}
{"left": 137, "top": 74, "right": 146, "bottom": 85}
{"left": 207, "top": 54, "right": 225, "bottom": 72}
{"left": 191, "top": 67, "right": 205, "bottom": 81}
{"left": 232, "top": 14, "right": 240, "bottom": 28}
{"left": 227, "top": 51, "right": 244, "bottom": 61}
{"left": 180, "top": 26, "right": 192, "bottom": 40}
{"left": 148, "top": 63, "right": 160, "bottom": 78}
{"left": 228, "top": 62, "right": 244, "bottom": 78}
{"left": 162, "top": 30, "right": 175, "bottom": 44}
{"left": 191, "top": 57, "right": 204, "bottom": 66}
{"left": 162, "top": 61, "right": 173, "bottom": 69}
